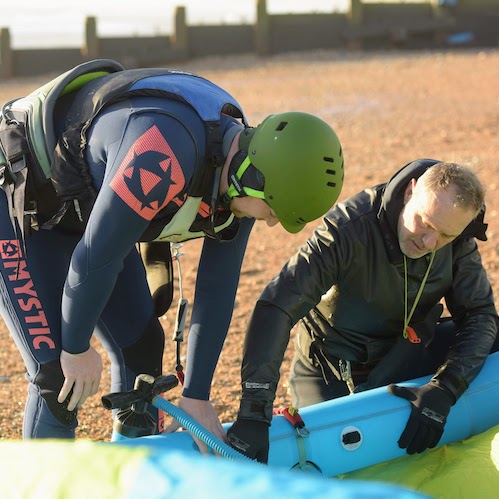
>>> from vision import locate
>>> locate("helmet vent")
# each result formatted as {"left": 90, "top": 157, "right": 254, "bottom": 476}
{"left": 276, "top": 122, "right": 288, "bottom": 131}
{"left": 327, "top": 182, "right": 337, "bottom": 188}
{"left": 324, "top": 157, "right": 335, "bottom": 163}
{"left": 326, "top": 169, "right": 336, "bottom": 175}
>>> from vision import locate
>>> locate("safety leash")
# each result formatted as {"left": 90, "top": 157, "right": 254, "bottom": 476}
{"left": 171, "top": 243, "right": 188, "bottom": 385}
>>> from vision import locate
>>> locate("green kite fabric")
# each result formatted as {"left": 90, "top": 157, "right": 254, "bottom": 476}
{"left": 340, "top": 424, "right": 499, "bottom": 498}
{"left": 0, "top": 440, "right": 149, "bottom": 497}
{"left": 0, "top": 439, "right": 425, "bottom": 499}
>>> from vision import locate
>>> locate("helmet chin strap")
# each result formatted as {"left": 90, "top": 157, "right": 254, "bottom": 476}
{"left": 207, "top": 126, "right": 261, "bottom": 239}
{"left": 220, "top": 151, "right": 265, "bottom": 208}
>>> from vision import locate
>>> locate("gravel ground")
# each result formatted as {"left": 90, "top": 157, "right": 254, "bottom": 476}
{"left": 0, "top": 48, "right": 497, "bottom": 441}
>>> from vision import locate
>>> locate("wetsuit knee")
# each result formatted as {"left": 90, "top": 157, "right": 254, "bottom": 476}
{"left": 122, "top": 315, "right": 165, "bottom": 378}
{"left": 35, "top": 359, "right": 77, "bottom": 427}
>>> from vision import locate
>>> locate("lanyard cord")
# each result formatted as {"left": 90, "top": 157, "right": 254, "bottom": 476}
{"left": 403, "top": 250, "right": 435, "bottom": 339}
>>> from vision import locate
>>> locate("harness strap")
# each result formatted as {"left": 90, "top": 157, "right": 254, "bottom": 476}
{"left": 305, "top": 332, "right": 371, "bottom": 394}
{"left": 0, "top": 115, "right": 33, "bottom": 251}
{"left": 41, "top": 200, "right": 71, "bottom": 230}
{"left": 4, "top": 165, "right": 29, "bottom": 267}
{"left": 308, "top": 337, "right": 341, "bottom": 385}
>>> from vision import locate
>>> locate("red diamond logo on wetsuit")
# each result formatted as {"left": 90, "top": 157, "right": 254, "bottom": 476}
{"left": 0, "top": 239, "right": 55, "bottom": 350}
{"left": 110, "top": 125, "right": 186, "bottom": 220}
{"left": 0, "top": 240, "right": 22, "bottom": 259}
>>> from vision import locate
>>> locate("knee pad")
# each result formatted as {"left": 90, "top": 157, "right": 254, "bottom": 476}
{"left": 123, "top": 315, "right": 165, "bottom": 378}
{"left": 35, "top": 359, "right": 77, "bottom": 427}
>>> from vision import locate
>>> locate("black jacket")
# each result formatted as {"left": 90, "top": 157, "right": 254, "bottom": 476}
{"left": 239, "top": 159, "right": 498, "bottom": 423}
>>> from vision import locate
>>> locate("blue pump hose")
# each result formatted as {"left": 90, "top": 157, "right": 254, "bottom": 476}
{"left": 152, "top": 396, "right": 255, "bottom": 463}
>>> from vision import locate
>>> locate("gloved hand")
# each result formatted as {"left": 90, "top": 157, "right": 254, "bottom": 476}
{"left": 387, "top": 381, "right": 455, "bottom": 454}
{"left": 227, "top": 419, "right": 269, "bottom": 463}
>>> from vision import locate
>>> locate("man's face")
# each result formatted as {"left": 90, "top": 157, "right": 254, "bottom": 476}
{"left": 397, "top": 178, "right": 476, "bottom": 259}
{"left": 230, "top": 196, "right": 279, "bottom": 227}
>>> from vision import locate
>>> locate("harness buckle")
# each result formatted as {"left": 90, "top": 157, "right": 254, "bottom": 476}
{"left": 24, "top": 200, "right": 39, "bottom": 231}
{"left": 339, "top": 359, "right": 356, "bottom": 395}
{"left": 295, "top": 424, "right": 310, "bottom": 438}
{"left": 10, "top": 155, "right": 26, "bottom": 173}
{"left": 0, "top": 165, "right": 15, "bottom": 186}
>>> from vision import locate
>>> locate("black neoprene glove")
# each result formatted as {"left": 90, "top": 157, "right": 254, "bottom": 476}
{"left": 387, "top": 381, "right": 455, "bottom": 455}
{"left": 227, "top": 419, "right": 269, "bottom": 464}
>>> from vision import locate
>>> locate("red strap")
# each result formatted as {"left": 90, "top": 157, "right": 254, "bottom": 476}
{"left": 176, "top": 367, "right": 185, "bottom": 385}
{"left": 175, "top": 367, "right": 186, "bottom": 430}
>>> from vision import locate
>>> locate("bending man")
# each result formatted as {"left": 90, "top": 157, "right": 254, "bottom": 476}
{"left": 0, "top": 60, "right": 344, "bottom": 443}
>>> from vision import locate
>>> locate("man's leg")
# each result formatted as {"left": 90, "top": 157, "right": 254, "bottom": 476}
{"left": 0, "top": 191, "right": 80, "bottom": 438}
{"left": 96, "top": 247, "right": 165, "bottom": 433}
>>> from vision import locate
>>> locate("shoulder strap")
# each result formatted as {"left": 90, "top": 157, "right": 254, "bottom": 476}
{"left": 41, "top": 59, "right": 125, "bottom": 164}
{"left": 52, "top": 68, "right": 247, "bottom": 202}
{"left": 1, "top": 59, "right": 125, "bottom": 180}
{"left": 0, "top": 59, "right": 125, "bottom": 239}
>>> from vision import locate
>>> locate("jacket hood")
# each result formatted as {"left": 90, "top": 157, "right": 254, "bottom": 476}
{"left": 378, "top": 158, "right": 488, "bottom": 262}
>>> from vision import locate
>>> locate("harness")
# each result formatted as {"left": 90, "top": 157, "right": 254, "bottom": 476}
{"left": 0, "top": 59, "right": 248, "bottom": 243}
{"left": 297, "top": 323, "right": 374, "bottom": 395}
{"left": 0, "top": 59, "right": 125, "bottom": 242}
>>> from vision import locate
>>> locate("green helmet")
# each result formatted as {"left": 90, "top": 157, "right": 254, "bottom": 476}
{"left": 247, "top": 112, "right": 344, "bottom": 233}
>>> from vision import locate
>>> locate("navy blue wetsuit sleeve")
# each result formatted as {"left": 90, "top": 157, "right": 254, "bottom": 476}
{"left": 182, "top": 217, "right": 254, "bottom": 400}
{"left": 62, "top": 108, "right": 197, "bottom": 353}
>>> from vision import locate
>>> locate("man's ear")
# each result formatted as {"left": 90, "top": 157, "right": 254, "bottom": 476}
{"left": 403, "top": 178, "right": 417, "bottom": 204}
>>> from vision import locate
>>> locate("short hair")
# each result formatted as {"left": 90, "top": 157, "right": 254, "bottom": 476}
{"left": 421, "top": 162, "right": 485, "bottom": 216}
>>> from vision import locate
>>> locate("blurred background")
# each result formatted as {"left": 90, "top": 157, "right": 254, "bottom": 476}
{"left": 2, "top": 0, "right": 349, "bottom": 48}
{"left": 1, "top": 0, "right": 498, "bottom": 78}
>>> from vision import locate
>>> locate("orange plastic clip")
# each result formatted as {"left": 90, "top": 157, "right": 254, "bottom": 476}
{"left": 405, "top": 326, "right": 421, "bottom": 344}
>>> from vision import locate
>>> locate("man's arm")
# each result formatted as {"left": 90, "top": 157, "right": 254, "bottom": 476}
{"left": 434, "top": 238, "right": 498, "bottom": 400}
{"left": 164, "top": 217, "right": 253, "bottom": 451}
{"left": 181, "top": 217, "right": 254, "bottom": 400}
{"left": 239, "top": 301, "right": 294, "bottom": 423}
{"left": 389, "top": 238, "right": 498, "bottom": 455}
{"left": 227, "top": 219, "right": 346, "bottom": 461}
